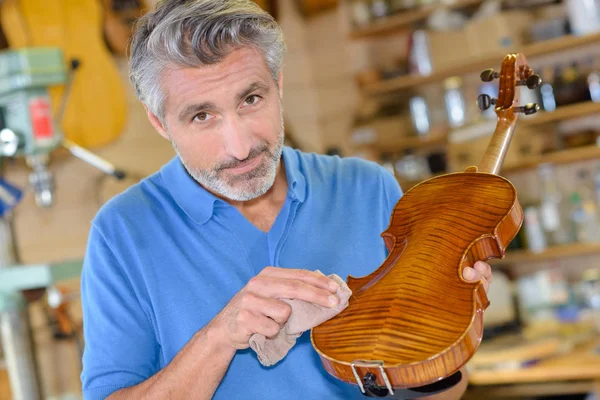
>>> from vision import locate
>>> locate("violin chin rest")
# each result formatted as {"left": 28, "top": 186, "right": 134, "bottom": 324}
{"left": 360, "top": 370, "right": 462, "bottom": 398}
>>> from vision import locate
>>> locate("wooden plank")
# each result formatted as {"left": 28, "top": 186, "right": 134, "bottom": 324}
{"left": 349, "top": 0, "right": 482, "bottom": 39}
{"left": 468, "top": 338, "right": 600, "bottom": 385}
{"left": 492, "top": 242, "right": 600, "bottom": 266}
{"left": 503, "top": 145, "right": 600, "bottom": 174}
{"left": 469, "top": 363, "right": 600, "bottom": 384}
{"left": 523, "top": 101, "right": 600, "bottom": 127}
{"left": 373, "top": 132, "right": 448, "bottom": 152}
{"left": 466, "top": 381, "right": 596, "bottom": 398}
{"left": 363, "top": 33, "right": 600, "bottom": 95}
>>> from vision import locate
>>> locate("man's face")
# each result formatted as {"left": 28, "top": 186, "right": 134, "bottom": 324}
{"left": 150, "top": 46, "right": 285, "bottom": 201}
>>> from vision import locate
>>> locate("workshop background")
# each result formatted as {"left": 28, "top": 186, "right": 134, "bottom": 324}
{"left": 0, "top": 0, "right": 600, "bottom": 399}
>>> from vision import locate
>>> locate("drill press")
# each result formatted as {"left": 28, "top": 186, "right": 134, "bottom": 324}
{"left": 0, "top": 47, "right": 65, "bottom": 207}
{"left": 0, "top": 47, "right": 127, "bottom": 399}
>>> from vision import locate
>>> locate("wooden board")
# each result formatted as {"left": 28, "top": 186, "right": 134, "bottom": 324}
{"left": 503, "top": 145, "right": 600, "bottom": 174}
{"left": 363, "top": 33, "right": 600, "bottom": 95}
{"left": 492, "top": 242, "right": 600, "bottom": 266}
{"left": 350, "top": 0, "right": 482, "bottom": 39}
{"left": 468, "top": 337, "right": 600, "bottom": 385}
{"left": 523, "top": 101, "right": 600, "bottom": 127}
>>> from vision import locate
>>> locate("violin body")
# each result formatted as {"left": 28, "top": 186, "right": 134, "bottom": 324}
{"left": 311, "top": 171, "right": 522, "bottom": 388}
{"left": 311, "top": 53, "right": 540, "bottom": 393}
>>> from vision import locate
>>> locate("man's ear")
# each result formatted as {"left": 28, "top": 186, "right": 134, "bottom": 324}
{"left": 144, "top": 105, "right": 169, "bottom": 140}
{"left": 277, "top": 72, "right": 283, "bottom": 100}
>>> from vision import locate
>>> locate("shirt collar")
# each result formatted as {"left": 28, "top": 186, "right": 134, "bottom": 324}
{"left": 160, "top": 146, "right": 306, "bottom": 226}
{"left": 282, "top": 146, "right": 307, "bottom": 203}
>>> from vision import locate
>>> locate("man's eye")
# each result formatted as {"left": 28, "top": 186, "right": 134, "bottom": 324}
{"left": 244, "top": 95, "right": 261, "bottom": 106}
{"left": 193, "top": 112, "right": 211, "bottom": 122}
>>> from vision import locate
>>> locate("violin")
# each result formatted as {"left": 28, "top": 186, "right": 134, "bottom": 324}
{"left": 311, "top": 53, "right": 540, "bottom": 396}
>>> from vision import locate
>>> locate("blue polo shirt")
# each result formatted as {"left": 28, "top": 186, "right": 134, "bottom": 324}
{"left": 80, "top": 146, "right": 403, "bottom": 399}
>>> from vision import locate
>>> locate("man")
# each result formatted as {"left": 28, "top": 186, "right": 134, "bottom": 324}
{"left": 80, "top": 0, "right": 493, "bottom": 399}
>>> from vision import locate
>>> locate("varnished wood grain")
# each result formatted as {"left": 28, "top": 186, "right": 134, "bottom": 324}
{"left": 311, "top": 173, "right": 523, "bottom": 389}
{"left": 311, "top": 54, "right": 527, "bottom": 391}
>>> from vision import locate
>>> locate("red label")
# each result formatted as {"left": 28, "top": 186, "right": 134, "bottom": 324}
{"left": 29, "top": 97, "right": 54, "bottom": 140}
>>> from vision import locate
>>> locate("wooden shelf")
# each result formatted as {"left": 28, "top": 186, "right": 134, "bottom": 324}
{"left": 468, "top": 337, "right": 600, "bottom": 386}
{"left": 492, "top": 242, "right": 600, "bottom": 266}
{"left": 396, "top": 145, "right": 600, "bottom": 191}
{"left": 375, "top": 132, "right": 448, "bottom": 152}
{"left": 349, "top": 0, "right": 482, "bottom": 39}
{"left": 503, "top": 145, "right": 600, "bottom": 174}
{"left": 363, "top": 33, "right": 600, "bottom": 96}
{"left": 523, "top": 101, "right": 600, "bottom": 127}
{"left": 377, "top": 101, "right": 600, "bottom": 158}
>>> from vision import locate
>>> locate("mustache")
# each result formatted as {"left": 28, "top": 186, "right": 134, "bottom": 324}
{"left": 215, "top": 144, "right": 269, "bottom": 171}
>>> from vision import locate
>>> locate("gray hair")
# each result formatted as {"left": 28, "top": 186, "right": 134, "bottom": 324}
{"left": 129, "top": 0, "right": 286, "bottom": 122}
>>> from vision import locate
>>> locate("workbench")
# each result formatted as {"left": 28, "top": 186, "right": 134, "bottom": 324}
{"left": 465, "top": 335, "right": 600, "bottom": 399}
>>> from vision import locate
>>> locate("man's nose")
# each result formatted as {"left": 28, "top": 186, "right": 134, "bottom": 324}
{"left": 222, "top": 116, "right": 253, "bottom": 160}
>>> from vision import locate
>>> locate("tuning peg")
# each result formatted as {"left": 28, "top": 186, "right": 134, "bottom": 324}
{"left": 477, "top": 94, "right": 496, "bottom": 110}
{"left": 515, "top": 103, "right": 540, "bottom": 115}
{"left": 480, "top": 69, "right": 500, "bottom": 82}
{"left": 518, "top": 74, "right": 542, "bottom": 89}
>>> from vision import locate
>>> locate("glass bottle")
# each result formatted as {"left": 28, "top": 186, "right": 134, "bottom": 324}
{"left": 444, "top": 77, "right": 466, "bottom": 128}
{"left": 409, "top": 96, "right": 431, "bottom": 136}
{"left": 524, "top": 205, "right": 547, "bottom": 253}
{"left": 570, "top": 169, "right": 600, "bottom": 243}
{"left": 540, "top": 66, "right": 557, "bottom": 112}
{"left": 538, "top": 164, "right": 574, "bottom": 245}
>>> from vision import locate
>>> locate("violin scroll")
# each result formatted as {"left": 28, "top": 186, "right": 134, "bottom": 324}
{"left": 476, "top": 54, "right": 542, "bottom": 175}
{"left": 485, "top": 54, "right": 541, "bottom": 118}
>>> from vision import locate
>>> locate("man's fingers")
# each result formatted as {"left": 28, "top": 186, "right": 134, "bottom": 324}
{"left": 463, "top": 264, "right": 492, "bottom": 293}
{"left": 259, "top": 266, "right": 339, "bottom": 292}
{"left": 474, "top": 261, "right": 492, "bottom": 283}
{"left": 463, "top": 263, "right": 492, "bottom": 281}
{"left": 462, "top": 266, "right": 480, "bottom": 281}
{"left": 241, "top": 293, "right": 292, "bottom": 326}
{"left": 247, "top": 276, "right": 339, "bottom": 308}
{"left": 249, "top": 312, "right": 282, "bottom": 339}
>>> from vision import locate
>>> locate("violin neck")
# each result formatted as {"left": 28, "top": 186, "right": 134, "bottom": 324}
{"left": 477, "top": 115, "right": 517, "bottom": 175}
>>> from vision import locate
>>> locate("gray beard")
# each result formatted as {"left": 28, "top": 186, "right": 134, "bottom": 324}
{"left": 173, "top": 128, "right": 285, "bottom": 201}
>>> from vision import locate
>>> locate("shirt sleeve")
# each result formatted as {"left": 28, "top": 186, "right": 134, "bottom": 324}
{"left": 80, "top": 224, "right": 159, "bottom": 399}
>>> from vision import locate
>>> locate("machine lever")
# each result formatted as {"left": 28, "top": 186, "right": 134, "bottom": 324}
{"left": 62, "top": 139, "right": 126, "bottom": 179}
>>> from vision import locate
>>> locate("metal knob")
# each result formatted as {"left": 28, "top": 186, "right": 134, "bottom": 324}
{"left": 518, "top": 74, "right": 542, "bottom": 89}
{"left": 0, "top": 128, "right": 20, "bottom": 157}
{"left": 516, "top": 103, "right": 540, "bottom": 115}
{"left": 480, "top": 69, "right": 500, "bottom": 82}
{"left": 477, "top": 94, "right": 496, "bottom": 110}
